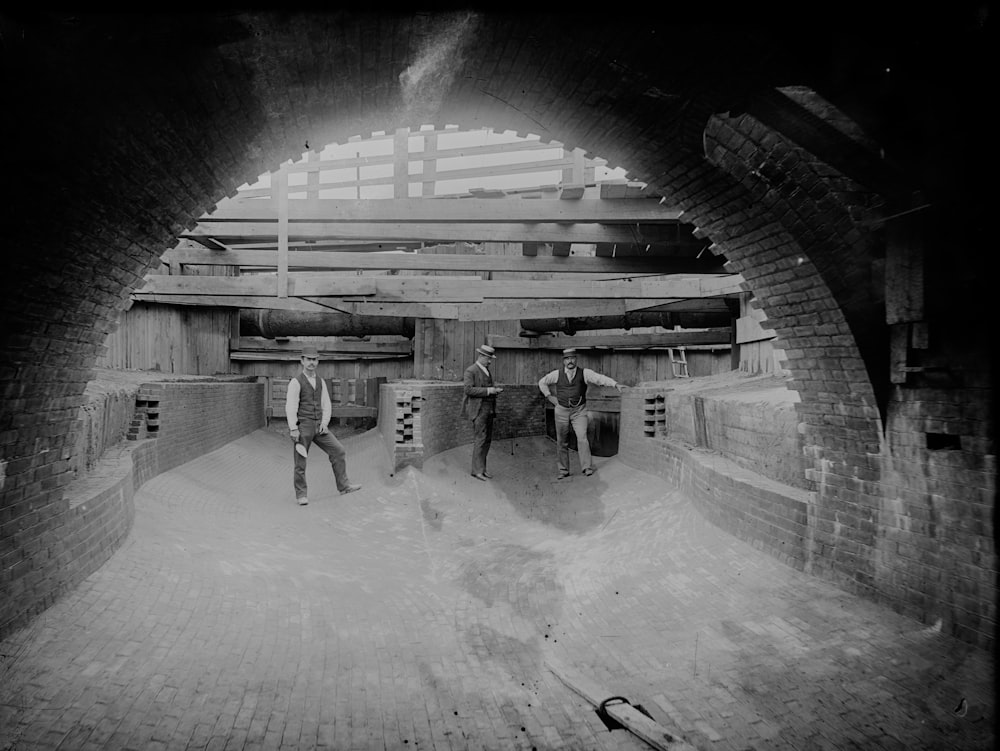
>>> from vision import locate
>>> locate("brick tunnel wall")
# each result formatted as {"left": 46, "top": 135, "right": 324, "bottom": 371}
{"left": 1, "top": 379, "right": 264, "bottom": 637}
{"left": 0, "top": 14, "right": 992, "bottom": 648}
{"left": 380, "top": 382, "right": 546, "bottom": 473}
{"left": 658, "top": 113, "right": 995, "bottom": 648}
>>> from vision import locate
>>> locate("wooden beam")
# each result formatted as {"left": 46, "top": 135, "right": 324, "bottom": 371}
{"left": 137, "top": 275, "right": 379, "bottom": 297}
{"left": 157, "top": 247, "right": 707, "bottom": 275}
{"left": 624, "top": 299, "right": 735, "bottom": 315}
{"left": 331, "top": 299, "right": 645, "bottom": 321}
{"left": 202, "top": 197, "right": 683, "bottom": 223}
{"left": 230, "top": 352, "right": 407, "bottom": 362}
{"left": 130, "top": 294, "right": 340, "bottom": 312}
{"left": 546, "top": 658, "right": 696, "bottom": 751}
{"left": 276, "top": 165, "right": 289, "bottom": 298}
{"left": 138, "top": 274, "right": 743, "bottom": 301}
{"left": 488, "top": 329, "right": 732, "bottom": 349}
{"left": 184, "top": 222, "right": 690, "bottom": 246}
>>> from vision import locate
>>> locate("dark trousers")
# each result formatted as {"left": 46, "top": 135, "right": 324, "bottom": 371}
{"left": 470, "top": 402, "right": 495, "bottom": 475}
{"left": 293, "top": 419, "right": 351, "bottom": 498}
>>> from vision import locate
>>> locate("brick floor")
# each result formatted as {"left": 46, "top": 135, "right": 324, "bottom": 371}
{"left": 0, "top": 430, "right": 993, "bottom": 750}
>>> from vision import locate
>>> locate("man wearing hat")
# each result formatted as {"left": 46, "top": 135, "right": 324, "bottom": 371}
{"left": 538, "top": 348, "right": 624, "bottom": 479}
{"left": 284, "top": 344, "right": 362, "bottom": 505}
{"left": 461, "top": 344, "right": 504, "bottom": 481}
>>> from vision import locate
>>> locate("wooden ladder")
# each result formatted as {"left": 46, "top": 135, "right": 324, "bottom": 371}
{"left": 669, "top": 347, "right": 689, "bottom": 378}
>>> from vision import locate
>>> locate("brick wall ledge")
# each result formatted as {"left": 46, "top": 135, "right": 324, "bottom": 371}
{"left": 621, "top": 436, "right": 815, "bottom": 570}
{"left": 50, "top": 438, "right": 158, "bottom": 618}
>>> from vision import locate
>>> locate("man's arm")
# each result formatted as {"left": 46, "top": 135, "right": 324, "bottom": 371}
{"left": 582, "top": 368, "right": 625, "bottom": 391}
{"left": 285, "top": 377, "right": 301, "bottom": 432}
{"left": 464, "top": 365, "right": 496, "bottom": 397}
{"left": 320, "top": 378, "right": 332, "bottom": 432}
{"left": 538, "top": 370, "right": 559, "bottom": 404}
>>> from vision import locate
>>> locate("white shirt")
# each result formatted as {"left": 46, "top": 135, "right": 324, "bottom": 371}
{"left": 285, "top": 373, "right": 332, "bottom": 429}
{"left": 538, "top": 367, "right": 618, "bottom": 397}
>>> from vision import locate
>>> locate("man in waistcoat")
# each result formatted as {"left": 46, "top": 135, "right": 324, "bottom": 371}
{"left": 461, "top": 344, "right": 504, "bottom": 481}
{"left": 284, "top": 344, "right": 361, "bottom": 505}
{"left": 538, "top": 348, "right": 624, "bottom": 479}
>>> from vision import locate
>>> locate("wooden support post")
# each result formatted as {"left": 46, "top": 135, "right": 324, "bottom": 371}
{"left": 276, "top": 164, "right": 289, "bottom": 298}
{"left": 394, "top": 127, "right": 409, "bottom": 199}
{"left": 885, "top": 194, "right": 925, "bottom": 383}
{"left": 422, "top": 131, "right": 437, "bottom": 197}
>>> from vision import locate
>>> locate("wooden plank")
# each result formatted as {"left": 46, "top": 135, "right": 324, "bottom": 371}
{"left": 735, "top": 314, "right": 776, "bottom": 344}
{"left": 421, "top": 131, "right": 438, "bottom": 197}
{"left": 488, "top": 329, "right": 731, "bottom": 349}
{"left": 138, "top": 274, "right": 744, "bottom": 301}
{"left": 276, "top": 165, "right": 289, "bottom": 298}
{"left": 545, "top": 658, "right": 697, "bottom": 751}
{"left": 885, "top": 209, "right": 924, "bottom": 324}
{"left": 202, "top": 197, "right": 683, "bottom": 224}
{"left": 137, "top": 275, "right": 379, "bottom": 297}
{"left": 166, "top": 248, "right": 726, "bottom": 276}
{"left": 229, "top": 351, "right": 409, "bottom": 361}
{"left": 130, "top": 294, "right": 338, "bottom": 312}
{"left": 183, "top": 222, "right": 684, "bottom": 245}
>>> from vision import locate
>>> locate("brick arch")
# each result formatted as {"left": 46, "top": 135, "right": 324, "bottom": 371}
{"left": 2, "top": 13, "right": 987, "bottom": 642}
{"left": 663, "top": 118, "right": 887, "bottom": 593}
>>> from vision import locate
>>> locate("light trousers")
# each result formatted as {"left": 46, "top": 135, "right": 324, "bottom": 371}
{"left": 553, "top": 403, "right": 591, "bottom": 473}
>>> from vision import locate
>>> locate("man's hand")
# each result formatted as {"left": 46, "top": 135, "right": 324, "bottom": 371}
{"left": 318, "top": 424, "right": 329, "bottom": 435}
{"left": 290, "top": 428, "right": 300, "bottom": 440}
{"left": 548, "top": 395, "right": 559, "bottom": 406}
{"left": 615, "top": 383, "right": 626, "bottom": 393}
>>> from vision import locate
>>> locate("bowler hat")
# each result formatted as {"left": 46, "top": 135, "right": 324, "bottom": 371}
{"left": 562, "top": 348, "right": 578, "bottom": 357}
{"left": 301, "top": 345, "right": 319, "bottom": 357}
{"left": 476, "top": 344, "right": 496, "bottom": 358}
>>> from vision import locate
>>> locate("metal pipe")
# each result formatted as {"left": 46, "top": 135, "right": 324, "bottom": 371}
{"left": 519, "top": 311, "right": 731, "bottom": 335}
{"left": 240, "top": 309, "right": 415, "bottom": 339}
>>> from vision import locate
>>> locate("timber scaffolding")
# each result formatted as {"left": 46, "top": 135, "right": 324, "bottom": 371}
{"left": 126, "top": 126, "right": 779, "bottom": 379}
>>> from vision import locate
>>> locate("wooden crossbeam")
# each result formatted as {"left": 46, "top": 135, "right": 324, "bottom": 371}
{"left": 489, "top": 329, "right": 732, "bottom": 349}
{"left": 203, "top": 197, "right": 682, "bottom": 224}
{"left": 183, "top": 222, "right": 685, "bottom": 245}
{"left": 161, "top": 248, "right": 726, "bottom": 275}
{"left": 129, "top": 296, "right": 710, "bottom": 320}
{"left": 136, "top": 274, "right": 744, "bottom": 301}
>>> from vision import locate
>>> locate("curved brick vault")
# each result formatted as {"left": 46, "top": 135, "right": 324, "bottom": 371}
{"left": 0, "top": 12, "right": 993, "bottom": 646}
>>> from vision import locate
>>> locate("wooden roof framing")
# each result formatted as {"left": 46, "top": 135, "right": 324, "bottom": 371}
{"left": 139, "top": 128, "right": 742, "bottom": 320}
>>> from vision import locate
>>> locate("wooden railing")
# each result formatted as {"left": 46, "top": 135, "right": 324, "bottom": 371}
{"left": 264, "top": 376, "right": 387, "bottom": 427}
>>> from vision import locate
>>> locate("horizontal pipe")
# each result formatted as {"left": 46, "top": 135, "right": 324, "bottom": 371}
{"left": 240, "top": 309, "right": 415, "bottom": 339}
{"left": 520, "top": 311, "right": 731, "bottom": 334}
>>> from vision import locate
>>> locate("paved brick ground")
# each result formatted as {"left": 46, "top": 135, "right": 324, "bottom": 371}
{"left": 0, "top": 429, "right": 994, "bottom": 750}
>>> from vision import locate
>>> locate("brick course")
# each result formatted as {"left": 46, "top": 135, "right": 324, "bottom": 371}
{"left": 0, "top": 379, "right": 263, "bottom": 639}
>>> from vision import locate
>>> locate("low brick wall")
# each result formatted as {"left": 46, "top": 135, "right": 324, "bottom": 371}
{"left": 379, "top": 381, "right": 547, "bottom": 472}
{"left": 1, "top": 378, "right": 264, "bottom": 639}
{"left": 619, "top": 376, "right": 813, "bottom": 569}
{"left": 135, "top": 381, "right": 264, "bottom": 473}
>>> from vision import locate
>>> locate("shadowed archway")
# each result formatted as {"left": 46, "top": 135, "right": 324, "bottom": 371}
{"left": 0, "top": 11, "right": 992, "bottom": 652}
